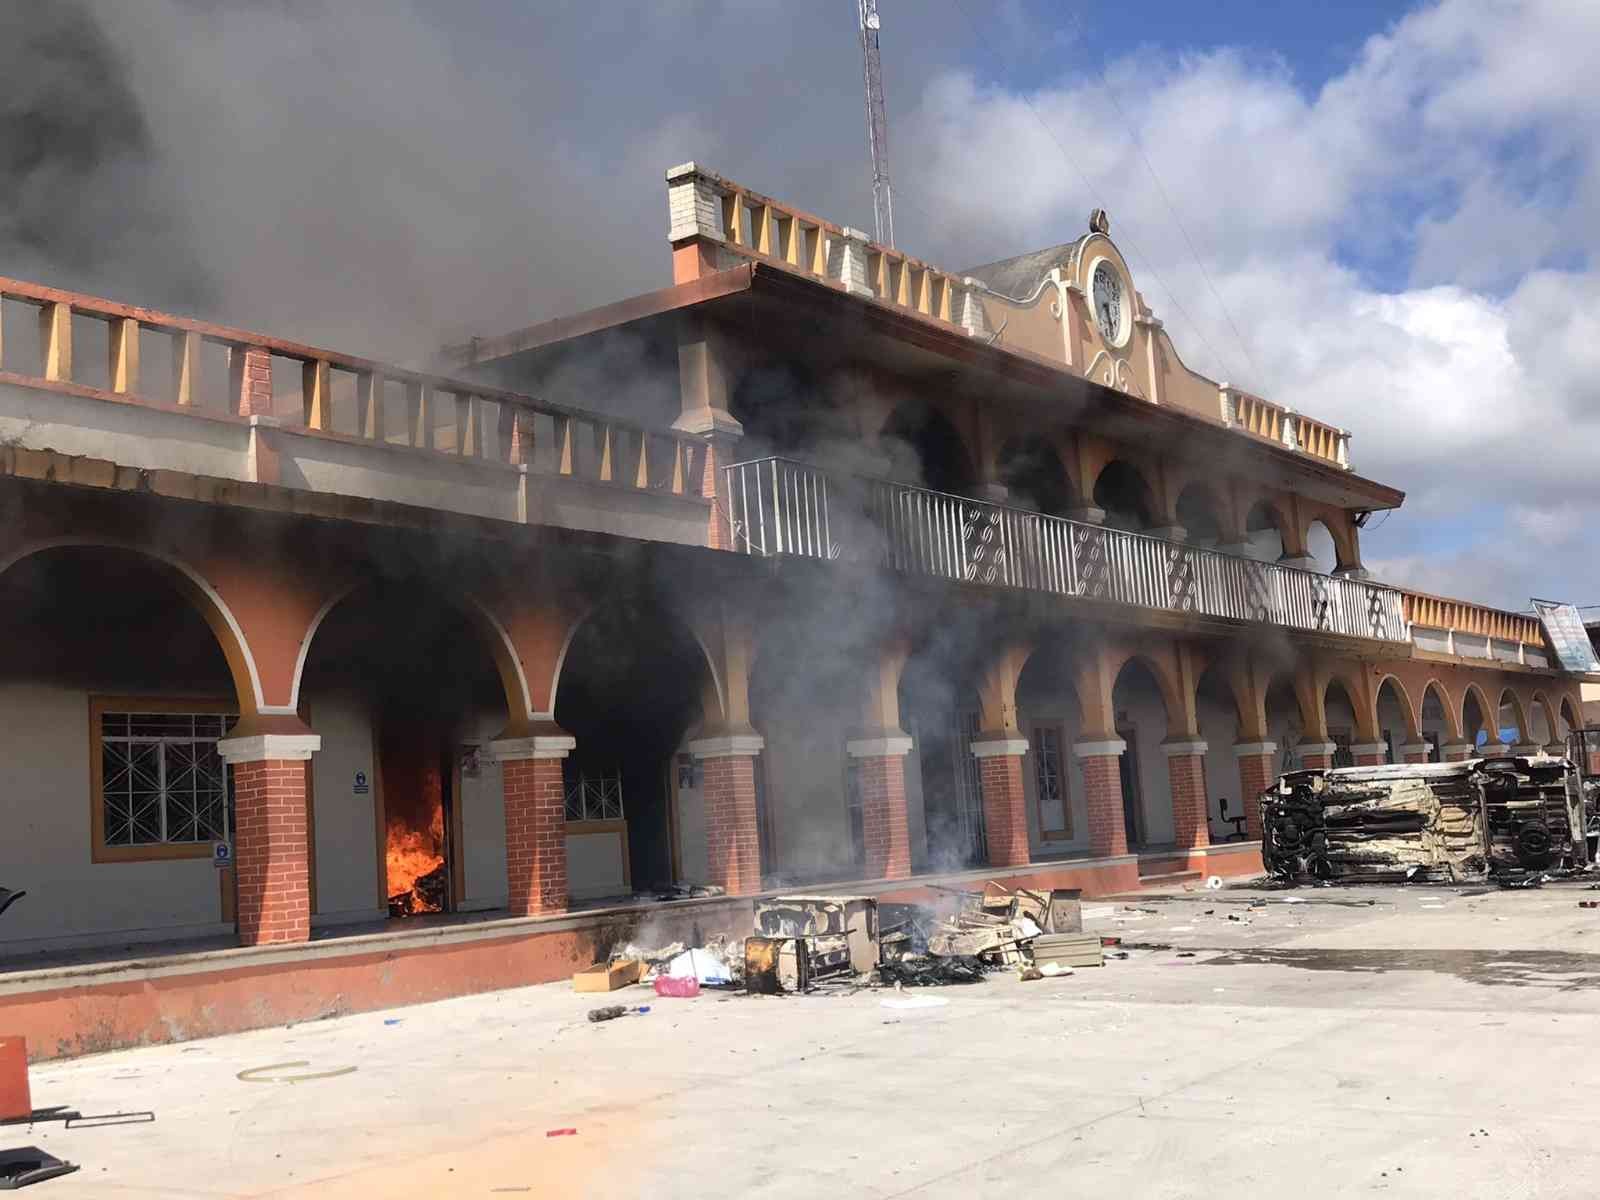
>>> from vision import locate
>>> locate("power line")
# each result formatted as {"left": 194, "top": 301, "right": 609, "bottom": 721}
{"left": 1057, "top": 5, "right": 1266, "bottom": 387}
{"left": 948, "top": 0, "right": 1241, "bottom": 384}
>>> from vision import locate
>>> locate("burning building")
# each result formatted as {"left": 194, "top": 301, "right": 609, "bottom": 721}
{"left": 0, "top": 164, "right": 1593, "bottom": 1054}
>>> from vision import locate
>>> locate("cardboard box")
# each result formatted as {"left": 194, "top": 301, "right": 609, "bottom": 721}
{"left": 573, "top": 959, "right": 642, "bottom": 992}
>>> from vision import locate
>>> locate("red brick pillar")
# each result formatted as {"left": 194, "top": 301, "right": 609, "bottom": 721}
{"left": 1162, "top": 739, "right": 1210, "bottom": 849}
{"left": 690, "top": 733, "right": 765, "bottom": 894}
{"left": 1587, "top": 750, "right": 1600, "bottom": 777}
{"left": 1400, "top": 742, "right": 1431, "bottom": 764}
{"left": 231, "top": 345, "right": 273, "bottom": 417}
{"left": 1232, "top": 742, "right": 1277, "bottom": 841}
{"left": 847, "top": 732, "right": 914, "bottom": 880}
{"left": 1442, "top": 741, "right": 1476, "bottom": 763}
{"left": 1297, "top": 741, "right": 1336, "bottom": 770}
{"left": 218, "top": 732, "right": 320, "bottom": 946}
{"left": 493, "top": 733, "right": 575, "bottom": 917}
{"left": 1352, "top": 741, "right": 1388, "bottom": 767}
{"left": 1076, "top": 739, "right": 1129, "bottom": 858}
{"left": 972, "top": 738, "right": 1030, "bottom": 868}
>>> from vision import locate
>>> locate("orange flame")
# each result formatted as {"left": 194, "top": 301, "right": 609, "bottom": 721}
{"left": 387, "top": 804, "right": 444, "bottom": 913}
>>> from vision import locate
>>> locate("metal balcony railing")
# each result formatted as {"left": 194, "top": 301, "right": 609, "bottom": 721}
{"left": 723, "top": 457, "right": 1409, "bottom": 643}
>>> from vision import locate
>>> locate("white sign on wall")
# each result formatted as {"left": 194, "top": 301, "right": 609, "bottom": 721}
{"left": 212, "top": 841, "right": 232, "bottom": 870}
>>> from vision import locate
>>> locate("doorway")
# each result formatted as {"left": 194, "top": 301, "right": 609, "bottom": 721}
{"left": 379, "top": 719, "right": 457, "bottom": 917}
{"left": 1118, "top": 727, "right": 1144, "bottom": 849}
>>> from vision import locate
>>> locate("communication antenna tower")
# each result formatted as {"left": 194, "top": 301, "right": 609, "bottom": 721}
{"left": 858, "top": 0, "right": 894, "bottom": 247}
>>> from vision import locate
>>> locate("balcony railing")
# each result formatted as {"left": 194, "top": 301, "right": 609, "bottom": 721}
{"left": 723, "top": 457, "right": 1409, "bottom": 643}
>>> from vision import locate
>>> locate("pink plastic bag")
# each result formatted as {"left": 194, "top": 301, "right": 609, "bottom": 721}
{"left": 653, "top": 974, "right": 701, "bottom": 998}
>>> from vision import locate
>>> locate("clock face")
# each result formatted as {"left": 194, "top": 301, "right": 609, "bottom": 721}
{"left": 1092, "top": 262, "right": 1125, "bottom": 345}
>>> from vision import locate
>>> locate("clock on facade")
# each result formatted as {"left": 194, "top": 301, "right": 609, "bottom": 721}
{"left": 1091, "top": 260, "right": 1126, "bottom": 347}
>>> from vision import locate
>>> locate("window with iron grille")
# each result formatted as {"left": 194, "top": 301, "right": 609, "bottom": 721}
{"left": 564, "top": 769, "right": 624, "bottom": 822}
{"left": 97, "top": 708, "right": 237, "bottom": 852}
{"left": 1030, "top": 723, "right": 1071, "bottom": 839}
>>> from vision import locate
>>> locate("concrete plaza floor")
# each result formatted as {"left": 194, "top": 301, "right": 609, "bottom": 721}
{"left": 14, "top": 877, "right": 1600, "bottom": 1198}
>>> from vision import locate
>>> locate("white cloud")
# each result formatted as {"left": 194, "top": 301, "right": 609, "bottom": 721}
{"left": 894, "top": 0, "right": 1600, "bottom": 607}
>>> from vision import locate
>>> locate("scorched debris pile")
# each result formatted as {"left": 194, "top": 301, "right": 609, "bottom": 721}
{"left": 1263, "top": 757, "right": 1586, "bottom": 883}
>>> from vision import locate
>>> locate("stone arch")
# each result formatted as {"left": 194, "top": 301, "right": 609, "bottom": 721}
{"left": 1305, "top": 519, "right": 1338, "bottom": 575}
{"left": 1243, "top": 498, "right": 1288, "bottom": 562}
{"left": 1175, "top": 481, "right": 1226, "bottom": 548}
{"left": 1461, "top": 681, "right": 1494, "bottom": 743}
{"left": 1527, "top": 690, "right": 1558, "bottom": 745}
{"left": 289, "top": 584, "right": 536, "bottom": 734}
{"left": 1093, "top": 460, "right": 1157, "bottom": 532}
{"left": 0, "top": 538, "right": 263, "bottom": 722}
{"left": 1373, "top": 674, "right": 1419, "bottom": 742}
{"left": 1496, "top": 687, "right": 1528, "bottom": 744}
{"left": 1323, "top": 670, "right": 1373, "bottom": 743}
{"left": 1106, "top": 648, "right": 1186, "bottom": 732}
{"left": 1561, "top": 694, "right": 1582, "bottom": 738}
{"left": 1420, "top": 679, "right": 1461, "bottom": 742}
{"left": 878, "top": 398, "right": 975, "bottom": 495}
{"left": 996, "top": 435, "right": 1073, "bottom": 515}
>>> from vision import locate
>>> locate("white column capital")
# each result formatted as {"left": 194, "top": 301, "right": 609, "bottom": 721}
{"left": 1398, "top": 743, "right": 1432, "bottom": 759}
{"left": 1296, "top": 742, "right": 1338, "bottom": 757}
{"left": 1232, "top": 741, "right": 1277, "bottom": 757}
{"left": 846, "top": 734, "right": 914, "bottom": 759}
{"left": 689, "top": 733, "right": 766, "bottom": 759}
{"left": 1160, "top": 738, "right": 1209, "bottom": 757}
{"left": 1510, "top": 743, "right": 1545, "bottom": 757}
{"left": 1350, "top": 742, "right": 1389, "bottom": 758}
{"left": 1073, "top": 738, "right": 1127, "bottom": 759}
{"left": 217, "top": 733, "right": 321, "bottom": 764}
{"left": 1441, "top": 741, "right": 1477, "bottom": 758}
{"left": 1479, "top": 741, "right": 1510, "bottom": 757}
{"left": 489, "top": 735, "right": 575, "bottom": 762}
{"left": 971, "top": 738, "right": 1030, "bottom": 759}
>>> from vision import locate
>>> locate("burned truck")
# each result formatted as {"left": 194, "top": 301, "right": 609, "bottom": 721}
{"left": 1261, "top": 756, "right": 1587, "bottom": 883}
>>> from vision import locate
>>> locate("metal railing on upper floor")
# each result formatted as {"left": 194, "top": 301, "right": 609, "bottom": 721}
{"left": 723, "top": 456, "right": 1410, "bottom": 642}
{"left": 0, "top": 275, "right": 703, "bottom": 500}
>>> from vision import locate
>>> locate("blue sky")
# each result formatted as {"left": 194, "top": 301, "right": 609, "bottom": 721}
{"left": 9, "top": 1, "right": 1598, "bottom": 611}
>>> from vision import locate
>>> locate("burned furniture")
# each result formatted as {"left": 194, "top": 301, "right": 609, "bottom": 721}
{"left": 1262, "top": 756, "right": 1585, "bottom": 883}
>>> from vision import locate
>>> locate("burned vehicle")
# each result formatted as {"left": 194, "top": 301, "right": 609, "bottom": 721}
{"left": 1262, "top": 756, "right": 1586, "bottom": 883}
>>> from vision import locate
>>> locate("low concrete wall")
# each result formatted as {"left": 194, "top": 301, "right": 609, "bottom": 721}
{"left": 0, "top": 846, "right": 1263, "bottom": 1063}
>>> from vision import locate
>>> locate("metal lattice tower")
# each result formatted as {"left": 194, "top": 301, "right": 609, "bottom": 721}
{"left": 857, "top": 0, "right": 894, "bottom": 247}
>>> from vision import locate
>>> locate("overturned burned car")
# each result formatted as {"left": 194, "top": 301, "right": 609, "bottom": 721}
{"left": 1262, "top": 756, "right": 1587, "bottom": 883}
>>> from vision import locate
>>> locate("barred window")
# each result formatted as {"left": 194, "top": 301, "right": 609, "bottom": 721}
{"left": 1030, "top": 723, "right": 1072, "bottom": 839}
{"left": 564, "top": 769, "right": 624, "bottom": 823}
{"left": 97, "top": 707, "right": 237, "bottom": 852}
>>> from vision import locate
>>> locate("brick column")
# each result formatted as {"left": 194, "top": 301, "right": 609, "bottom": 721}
{"left": 1587, "top": 750, "right": 1600, "bottom": 777}
{"left": 1297, "top": 741, "right": 1336, "bottom": 770}
{"left": 230, "top": 345, "right": 273, "bottom": 417}
{"left": 1351, "top": 741, "right": 1388, "bottom": 767}
{"left": 492, "top": 733, "right": 575, "bottom": 917}
{"left": 1442, "top": 741, "right": 1476, "bottom": 762}
{"left": 1399, "top": 742, "right": 1431, "bottom": 764}
{"left": 218, "top": 731, "right": 320, "bottom": 947}
{"left": 847, "top": 732, "right": 914, "bottom": 880}
{"left": 1232, "top": 742, "right": 1277, "bottom": 841}
{"left": 1162, "top": 739, "right": 1210, "bottom": 850}
{"left": 690, "top": 732, "right": 765, "bottom": 895}
{"left": 972, "top": 737, "right": 1030, "bottom": 868}
{"left": 1075, "top": 739, "right": 1129, "bottom": 858}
